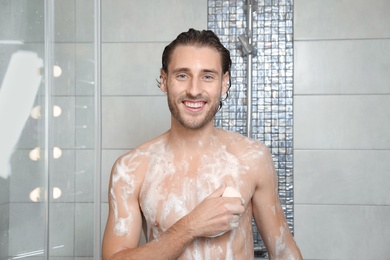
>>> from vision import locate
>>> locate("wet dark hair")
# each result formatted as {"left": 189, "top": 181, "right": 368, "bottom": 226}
{"left": 158, "top": 28, "right": 232, "bottom": 109}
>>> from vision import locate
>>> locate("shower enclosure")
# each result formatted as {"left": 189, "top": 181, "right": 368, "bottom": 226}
{"left": 1, "top": 0, "right": 294, "bottom": 259}
{"left": 0, "top": 0, "right": 101, "bottom": 258}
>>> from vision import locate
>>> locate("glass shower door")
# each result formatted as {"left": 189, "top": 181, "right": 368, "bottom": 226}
{"left": 0, "top": 0, "right": 99, "bottom": 258}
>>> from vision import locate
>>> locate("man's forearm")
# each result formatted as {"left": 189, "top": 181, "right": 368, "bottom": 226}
{"left": 108, "top": 216, "right": 196, "bottom": 260}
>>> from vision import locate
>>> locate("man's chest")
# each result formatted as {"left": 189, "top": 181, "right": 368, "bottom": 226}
{"left": 138, "top": 153, "right": 250, "bottom": 231}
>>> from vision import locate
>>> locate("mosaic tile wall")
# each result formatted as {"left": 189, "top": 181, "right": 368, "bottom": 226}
{"left": 208, "top": 0, "right": 294, "bottom": 256}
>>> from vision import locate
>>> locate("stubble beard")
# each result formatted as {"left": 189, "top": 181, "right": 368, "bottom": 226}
{"left": 167, "top": 93, "right": 220, "bottom": 130}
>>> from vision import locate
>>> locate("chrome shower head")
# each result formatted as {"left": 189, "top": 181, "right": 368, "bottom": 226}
{"left": 238, "top": 34, "right": 257, "bottom": 56}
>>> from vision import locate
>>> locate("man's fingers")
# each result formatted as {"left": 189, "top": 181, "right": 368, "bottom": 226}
{"left": 208, "top": 182, "right": 227, "bottom": 198}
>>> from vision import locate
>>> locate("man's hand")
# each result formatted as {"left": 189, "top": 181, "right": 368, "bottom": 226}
{"left": 184, "top": 184, "right": 245, "bottom": 238}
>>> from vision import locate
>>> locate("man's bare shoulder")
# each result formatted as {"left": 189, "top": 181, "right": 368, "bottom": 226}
{"left": 123, "top": 132, "right": 169, "bottom": 156}
{"left": 113, "top": 132, "right": 169, "bottom": 174}
{"left": 217, "top": 128, "right": 269, "bottom": 156}
{"left": 217, "top": 129, "right": 273, "bottom": 188}
{"left": 137, "top": 131, "right": 169, "bottom": 150}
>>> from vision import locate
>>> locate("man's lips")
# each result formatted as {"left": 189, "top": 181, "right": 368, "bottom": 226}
{"left": 183, "top": 100, "right": 206, "bottom": 110}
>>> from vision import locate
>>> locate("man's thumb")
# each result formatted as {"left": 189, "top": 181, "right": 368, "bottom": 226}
{"left": 208, "top": 182, "right": 227, "bottom": 198}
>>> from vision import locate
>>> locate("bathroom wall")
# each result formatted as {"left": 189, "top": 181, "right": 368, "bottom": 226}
{"left": 294, "top": 0, "right": 390, "bottom": 258}
{"left": 100, "top": 0, "right": 208, "bottom": 239}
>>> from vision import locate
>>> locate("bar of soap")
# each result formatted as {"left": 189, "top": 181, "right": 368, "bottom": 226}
{"left": 222, "top": 187, "right": 241, "bottom": 198}
{"left": 208, "top": 187, "right": 242, "bottom": 238}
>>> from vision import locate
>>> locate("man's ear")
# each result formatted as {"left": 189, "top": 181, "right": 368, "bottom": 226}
{"left": 221, "top": 71, "right": 229, "bottom": 95}
{"left": 160, "top": 69, "right": 167, "bottom": 93}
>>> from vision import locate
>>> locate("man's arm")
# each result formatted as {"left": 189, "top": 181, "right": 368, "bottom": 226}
{"left": 101, "top": 154, "right": 145, "bottom": 259}
{"left": 102, "top": 154, "right": 245, "bottom": 259}
{"left": 102, "top": 153, "right": 194, "bottom": 260}
{"left": 251, "top": 144, "right": 302, "bottom": 259}
{"left": 103, "top": 211, "right": 195, "bottom": 260}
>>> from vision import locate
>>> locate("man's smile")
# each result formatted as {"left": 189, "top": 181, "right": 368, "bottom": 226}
{"left": 183, "top": 100, "right": 206, "bottom": 111}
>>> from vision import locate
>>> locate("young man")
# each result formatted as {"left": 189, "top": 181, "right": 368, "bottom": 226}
{"left": 102, "top": 29, "right": 302, "bottom": 259}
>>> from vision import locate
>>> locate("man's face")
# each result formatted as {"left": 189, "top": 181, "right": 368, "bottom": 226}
{"left": 160, "top": 45, "right": 229, "bottom": 130}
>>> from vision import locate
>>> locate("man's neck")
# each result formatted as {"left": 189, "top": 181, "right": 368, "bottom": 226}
{"left": 167, "top": 121, "right": 217, "bottom": 154}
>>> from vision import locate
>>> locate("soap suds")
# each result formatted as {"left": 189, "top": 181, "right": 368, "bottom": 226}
{"left": 275, "top": 225, "right": 286, "bottom": 256}
{"left": 225, "top": 228, "right": 236, "bottom": 260}
{"left": 114, "top": 215, "right": 133, "bottom": 236}
{"left": 137, "top": 136, "right": 256, "bottom": 258}
{"left": 110, "top": 150, "right": 145, "bottom": 236}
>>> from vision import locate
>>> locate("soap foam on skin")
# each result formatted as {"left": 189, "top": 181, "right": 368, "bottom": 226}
{"left": 225, "top": 229, "right": 236, "bottom": 260}
{"left": 114, "top": 215, "right": 133, "bottom": 236}
{"left": 111, "top": 188, "right": 133, "bottom": 236}
{"left": 274, "top": 223, "right": 295, "bottom": 259}
{"left": 204, "top": 239, "right": 223, "bottom": 260}
{"left": 141, "top": 140, "right": 248, "bottom": 237}
{"left": 240, "top": 213, "right": 252, "bottom": 257}
{"left": 275, "top": 225, "right": 287, "bottom": 257}
{"left": 139, "top": 141, "right": 182, "bottom": 238}
{"left": 191, "top": 239, "right": 225, "bottom": 260}
{"left": 136, "top": 135, "right": 263, "bottom": 258}
{"left": 196, "top": 145, "right": 247, "bottom": 200}
{"left": 222, "top": 186, "right": 242, "bottom": 198}
{"left": 141, "top": 140, "right": 247, "bottom": 259}
{"left": 271, "top": 205, "right": 276, "bottom": 216}
{"left": 111, "top": 151, "right": 146, "bottom": 236}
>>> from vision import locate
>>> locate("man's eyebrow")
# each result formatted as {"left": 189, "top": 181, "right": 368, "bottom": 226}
{"left": 201, "top": 69, "right": 219, "bottom": 75}
{"left": 171, "top": 67, "right": 191, "bottom": 74}
{"left": 171, "top": 68, "right": 220, "bottom": 75}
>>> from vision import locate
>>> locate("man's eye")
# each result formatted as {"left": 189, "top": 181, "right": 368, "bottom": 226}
{"left": 177, "top": 74, "right": 187, "bottom": 79}
{"left": 204, "top": 75, "right": 214, "bottom": 80}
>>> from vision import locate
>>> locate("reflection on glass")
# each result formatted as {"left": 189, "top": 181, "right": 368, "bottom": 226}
{"left": 30, "top": 187, "right": 41, "bottom": 202}
{"left": 0, "top": 51, "right": 43, "bottom": 179}
{"left": 52, "top": 147, "right": 62, "bottom": 159}
{"left": 30, "top": 105, "right": 41, "bottom": 119}
{"left": 53, "top": 65, "right": 62, "bottom": 78}
{"left": 53, "top": 105, "right": 62, "bottom": 117}
{"left": 29, "top": 187, "right": 62, "bottom": 202}
{"left": 53, "top": 187, "right": 62, "bottom": 200}
{"left": 29, "top": 147, "right": 41, "bottom": 161}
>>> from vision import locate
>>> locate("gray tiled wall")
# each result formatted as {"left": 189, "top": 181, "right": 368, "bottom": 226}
{"left": 101, "top": 0, "right": 207, "bottom": 42}
{"left": 100, "top": 0, "right": 208, "bottom": 238}
{"left": 294, "top": 0, "right": 390, "bottom": 259}
{"left": 295, "top": 40, "right": 390, "bottom": 95}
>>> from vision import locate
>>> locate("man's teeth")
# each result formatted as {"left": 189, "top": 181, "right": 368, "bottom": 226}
{"left": 185, "top": 101, "right": 203, "bottom": 108}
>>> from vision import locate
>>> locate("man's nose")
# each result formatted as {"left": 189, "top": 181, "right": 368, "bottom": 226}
{"left": 187, "top": 78, "right": 202, "bottom": 97}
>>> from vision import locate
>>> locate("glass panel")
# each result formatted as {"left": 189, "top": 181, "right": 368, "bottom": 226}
{"left": 0, "top": 0, "right": 46, "bottom": 258}
{"left": 0, "top": 0, "right": 97, "bottom": 258}
{"left": 49, "top": 0, "right": 96, "bottom": 258}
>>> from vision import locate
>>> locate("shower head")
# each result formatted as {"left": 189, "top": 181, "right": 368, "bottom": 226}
{"left": 238, "top": 34, "right": 257, "bottom": 56}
